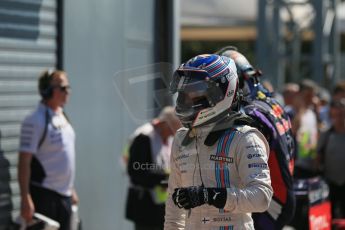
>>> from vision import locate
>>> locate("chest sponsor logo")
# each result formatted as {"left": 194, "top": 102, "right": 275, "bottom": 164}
{"left": 201, "top": 216, "right": 232, "bottom": 224}
{"left": 246, "top": 144, "right": 261, "bottom": 149}
{"left": 248, "top": 163, "right": 267, "bottom": 169}
{"left": 247, "top": 153, "right": 263, "bottom": 159}
{"left": 210, "top": 155, "right": 233, "bottom": 164}
{"left": 175, "top": 153, "right": 190, "bottom": 161}
{"left": 213, "top": 216, "right": 232, "bottom": 222}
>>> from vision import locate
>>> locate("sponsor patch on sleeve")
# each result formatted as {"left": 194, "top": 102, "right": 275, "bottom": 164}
{"left": 246, "top": 144, "right": 262, "bottom": 149}
{"left": 247, "top": 153, "right": 264, "bottom": 159}
{"left": 249, "top": 172, "right": 268, "bottom": 179}
{"left": 248, "top": 163, "right": 267, "bottom": 169}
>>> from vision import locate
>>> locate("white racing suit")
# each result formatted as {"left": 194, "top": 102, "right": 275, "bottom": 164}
{"left": 165, "top": 117, "right": 273, "bottom": 230}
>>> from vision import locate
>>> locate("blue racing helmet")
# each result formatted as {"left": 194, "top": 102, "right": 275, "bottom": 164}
{"left": 170, "top": 54, "right": 239, "bottom": 127}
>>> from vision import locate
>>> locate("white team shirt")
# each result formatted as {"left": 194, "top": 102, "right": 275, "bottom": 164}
{"left": 19, "top": 103, "right": 76, "bottom": 196}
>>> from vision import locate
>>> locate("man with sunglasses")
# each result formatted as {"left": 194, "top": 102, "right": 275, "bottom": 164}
{"left": 18, "top": 70, "right": 78, "bottom": 230}
{"left": 164, "top": 54, "right": 272, "bottom": 230}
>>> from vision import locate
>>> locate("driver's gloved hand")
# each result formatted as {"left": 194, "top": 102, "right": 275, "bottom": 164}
{"left": 172, "top": 186, "right": 226, "bottom": 209}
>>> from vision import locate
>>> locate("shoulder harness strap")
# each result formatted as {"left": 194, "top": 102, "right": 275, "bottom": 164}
{"left": 37, "top": 108, "right": 50, "bottom": 149}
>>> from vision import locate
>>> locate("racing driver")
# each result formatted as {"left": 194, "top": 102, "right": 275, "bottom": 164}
{"left": 164, "top": 54, "right": 273, "bottom": 230}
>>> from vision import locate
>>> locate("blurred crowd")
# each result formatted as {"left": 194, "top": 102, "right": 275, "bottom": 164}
{"left": 278, "top": 79, "right": 345, "bottom": 219}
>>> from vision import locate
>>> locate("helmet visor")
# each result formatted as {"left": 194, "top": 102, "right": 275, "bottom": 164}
{"left": 172, "top": 69, "right": 225, "bottom": 104}
{"left": 170, "top": 68, "right": 210, "bottom": 94}
{"left": 171, "top": 69, "right": 226, "bottom": 125}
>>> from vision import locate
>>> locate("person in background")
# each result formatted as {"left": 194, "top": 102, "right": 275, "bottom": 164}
{"left": 315, "top": 87, "right": 332, "bottom": 131}
{"left": 18, "top": 70, "right": 78, "bottom": 230}
{"left": 282, "top": 83, "right": 300, "bottom": 120}
{"left": 125, "top": 106, "right": 181, "bottom": 230}
{"left": 217, "top": 46, "right": 295, "bottom": 230}
{"left": 165, "top": 54, "right": 272, "bottom": 230}
{"left": 292, "top": 79, "right": 319, "bottom": 178}
{"left": 317, "top": 81, "right": 345, "bottom": 218}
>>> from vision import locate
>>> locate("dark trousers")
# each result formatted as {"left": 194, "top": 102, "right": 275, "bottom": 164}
{"left": 30, "top": 185, "right": 72, "bottom": 230}
{"left": 328, "top": 182, "right": 345, "bottom": 218}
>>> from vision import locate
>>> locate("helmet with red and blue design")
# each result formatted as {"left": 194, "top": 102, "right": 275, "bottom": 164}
{"left": 170, "top": 54, "right": 240, "bottom": 127}
{"left": 216, "top": 46, "right": 269, "bottom": 100}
